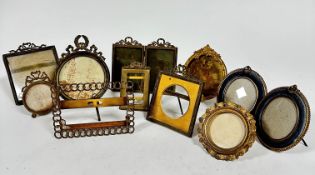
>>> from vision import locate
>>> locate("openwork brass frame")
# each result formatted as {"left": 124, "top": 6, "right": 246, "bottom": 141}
{"left": 218, "top": 66, "right": 267, "bottom": 113}
{"left": 185, "top": 45, "right": 227, "bottom": 100}
{"left": 112, "top": 37, "right": 144, "bottom": 91}
{"left": 255, "top": 85, "right": 310, "bottom": 152}
{"left": 3, "top": 43, "right": 58, "bottom": 105}
{"left": 120, "top": 62, "right": 150, "bottom": 111}
{"left": 145, "top": 38, "right": 177, "bottom": 92}
{"left": 22, "top": 71, "right": 52, "bottom": 117}
{"left": 147, "top": 65, "right": 203, "bottom": 137}
{"left": 198, "top": 102, "right": 256, "bottom": 160}
{"left": 56, "top": 35, "right": 110, "bottom": 100}
{"left": 51, "top": 82, "right": 135, "bottom": 139}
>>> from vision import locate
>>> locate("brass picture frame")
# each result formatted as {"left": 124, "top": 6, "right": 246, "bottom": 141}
{"left": 198, "top": 102, "right": 256, "bottom": 160}
{"left": 185, "top": 45, "right": 227, "bottom": 100}
{"left": 3, "top": 43, "right": 58, "bottom": 105}
{"left": 56, "top": 35, "right": 110, "bottom": 100}
{"left": 51, "top": 82, "right": 135, "bottom": 139}
{"left": 255, "top": 85, "right": 310, "bottom": 152}
{"left": 22, "top": 71, "right": 53, "bottom": 117}
{"left": 147, "top": 65, "right": 203, "bottom": 137}
{"left": 145, "top": 38, "right": 177, "bottom": 92}
{"left": 120, "top": 62, "right": 150, "bottom": 111}
{"left": 112, "top": 37, "right": 144, "bottom": 91}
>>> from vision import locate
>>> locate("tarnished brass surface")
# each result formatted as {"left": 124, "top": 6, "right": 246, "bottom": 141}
{"left": 185, "top": 45, "right": 227, "bottom": 100}
{"left": 147, "top": 66, "right": 203, "bottom": 137}
{"left": 198, "top": 102, "right": 256, "bottom": 160}
{"left": 120, "top": 63, "right": 150, "bottom": 111}
{"left": 61, "top": 97, "right": 127, "bottom": 109}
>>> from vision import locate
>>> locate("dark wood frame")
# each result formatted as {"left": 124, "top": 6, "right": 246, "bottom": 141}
{"left": 147, "top": 71, "right": 203, "bottom": 137}
{"left": 145, "top": 38, "right": 177, "bottom": 93}
{"left": 2, "top": 43, "right": 58, "bottom": 105}
{"left": 112, "top": 37, "right": 144, "bottom": 91}
{"left": 254, "top": 85, "right": 310, "bottom": 152}
{"left": 217, "top": 66, "right": 267, "bottom": 114}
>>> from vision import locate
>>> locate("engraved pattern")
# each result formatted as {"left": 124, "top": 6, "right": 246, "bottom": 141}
{"left": 198, "top": 102, "right": 256, "bottom": 161}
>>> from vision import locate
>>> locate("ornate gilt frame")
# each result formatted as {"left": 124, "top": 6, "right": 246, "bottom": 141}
{"left": 198, "top": 102, "right": 256, "bottom": 160}
{"left": 145, "top": 38, "right": 177, "bottom": 92}
{"left": 147, "top": 65, "right": 203, "bottom": 137}
{"left": 185, "top": 45, "right": 227, "bottom": 100}
{"left": 112, "top": 37, "right": 145, "bottom": 92}
{"left": 120, "top": 62, "right": 150, "bottom": 111}
{"left": 3, "top": 43, "right": 58, "bottom": 105}
{"left": 56, "top": 35, "right": 110, "bottom": 100}
{"left": 22, "top": 71, "right": 52, "bottom": 117}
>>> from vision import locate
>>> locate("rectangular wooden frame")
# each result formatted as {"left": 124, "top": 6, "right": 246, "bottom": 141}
{"left": 147, "top": 71, "right": 203, "bottom": 137}
{"left": 145, "top": 38, "right": 177, "bottom": 93}
{"left": 120, "top": 66, "right": 150, "bottom": 111}
{"left": 3, "top": 44, "right": 58, "bottom": 105}
{"left": 112, "top": 37, "right": 144, "bottom": 91}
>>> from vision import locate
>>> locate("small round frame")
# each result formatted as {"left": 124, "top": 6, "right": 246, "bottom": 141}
{"left": 22, "top": 71, "right": 53, "bottom": 117}
{"left": 255, "top": 85, "right": 310, "bottom": 152}
{"left": 198, "top": 102, "right": 256, "bottom": 161}
{"left": 218, "top": 66, "right": 267, "bottom": 113}
{"left": 56, "top": 35, "right": 110, "bottom": 100}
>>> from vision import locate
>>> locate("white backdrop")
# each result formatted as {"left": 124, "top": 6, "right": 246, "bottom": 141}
{"left": 0, "top": 0, "right": 314, "bottom": 175}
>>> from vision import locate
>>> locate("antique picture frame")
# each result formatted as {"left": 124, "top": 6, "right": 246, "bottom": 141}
{"left": 254, "top": 85, "right": 310, "bottom": 152}
{"left": 112, "top": 37, "right": 144, "bottom": 91}
{"left": 55, "top": 35, "right": 110, "bottom": 100}
{"left": 217, "top": 66, "right": 267, "bottom": 113}
{"left": 198, "top": 102, "right": 256, "bottom": 161}
{"left": 185, "top": 45, "right": 227, "bottom": 100}
{"left": 51, "top": 82, "right": 135, "bottom": 139}
{"left": 3, "top": 43, "right": 58, "bottom": 105}
{"left": 145, "top": 38, "right": 177, "bottom": 92}
{"left": 120, "top": 63, "right": 150, "bottom": 111}
{"left": 147, "top": 66, "right": 203, "bottom": 137}
{"left": 22, "top": 71, "right": 53, "bottom": 117}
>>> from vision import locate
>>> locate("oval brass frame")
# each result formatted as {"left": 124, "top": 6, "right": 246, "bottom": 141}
{"left": 254, "top": 85, "right": 310, "bottom": 152}
{"left": 198, "top": 102, "right": 256, "bottom": 160}
{"left": 56, "top": 35, "right": 110, "bottom": 100}
{"left": 185, "top": 45, "right": 227, "bottom": 100}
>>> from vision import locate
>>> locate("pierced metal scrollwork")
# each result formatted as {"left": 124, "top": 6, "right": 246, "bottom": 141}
{"left": 147, "top": 38, "right": 176, "bottom": 48}
{"left": 22, "top": 70, "right": 51, "bottom": 92}
{"left": 114, "top": 36, "right": 143, "bottom": 46}
{"left": 9, "top": 42, "right": 47, "bottom": 54}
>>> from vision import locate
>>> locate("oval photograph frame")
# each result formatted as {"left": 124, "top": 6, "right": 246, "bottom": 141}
{"left": 255, "top": 85, "right": 310, "bottom": 152}
{"left": 218, "top": 66, "right": 267, "bottom": 113}
{"left": 198, "top": 102, "right": 256, "bottom": 161}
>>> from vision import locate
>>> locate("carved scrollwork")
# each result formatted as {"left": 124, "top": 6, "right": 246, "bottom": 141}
{"left": 147, "top": 38, "right": 176, "bottom": 48}
{"left": 9, "top": 42, "right": 47, "bottom": 54}
{"left": 114, "top": 36, "right": 142, "bottom": 46}
{"left": 61, "top": 35, "right": 105, "bottom": 60}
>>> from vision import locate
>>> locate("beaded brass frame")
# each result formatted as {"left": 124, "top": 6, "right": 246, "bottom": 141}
{"left": 198, "top": 102, "right": 256, "bottom": 161}
{"left": 147, "top": 65, "right": 203, "bottom": 137}
{"left": 51, "top": 82, "right": 135, "bottom": 139}
{"left": 120, "top": 62, "right": 150, "bottom": 111}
